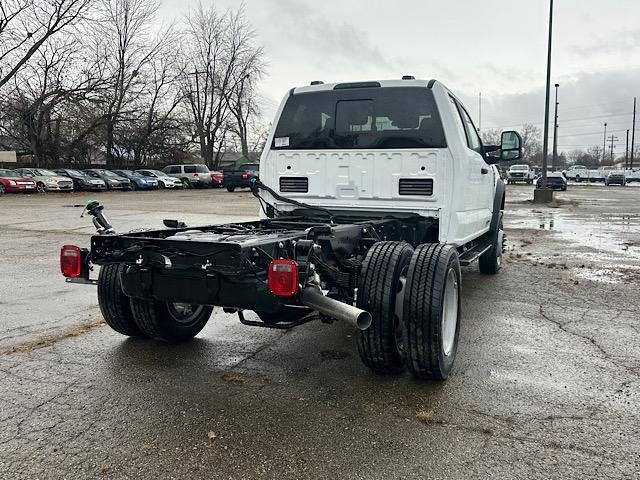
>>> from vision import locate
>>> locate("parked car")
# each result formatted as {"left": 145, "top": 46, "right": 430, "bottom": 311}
{"left": 0, "top": 169, "right": 37, "bottom": 194}
{"left": 162, "top": 164, "right": 212, "bottom": 188}
{"left": 84, "top": 169, "right": 131, "bottom": 190}
{"left": 536, "top": 171, "right": 567, "bottom": 191}
{"left": 112, "top": 170, "right": 158, "bottom": 190}
{"left": 507, "top": 164, "right": 535, "bottom": 184}
{"left": 54, "top": 168, "right": 107, "bottom": 191}
{"left": 135, "top": 169, "right": 182, "bottom": 188}
{"left": 210, "top": 170, "right": 224, "bottom": 188}
{"left": 14, "top": 168, "right": 73, "bottom": 192}
{"left": 223, "top": 163, "right": 260, "bottom": 192}
{"left": 605, "top": 170, "right": 626, "bottom": 186}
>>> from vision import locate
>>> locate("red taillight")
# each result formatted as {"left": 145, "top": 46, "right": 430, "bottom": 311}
{"left": 60, "top": 245, "right": 82, "bottom": 278}
{"left": 268, "top": 259, "right": 298, "bottom": 297}
{"left": 241, "top": 172, "right": 249, "bottom": 179}
{"left": 193, "top": 173, "right": 199, "bottom": 176}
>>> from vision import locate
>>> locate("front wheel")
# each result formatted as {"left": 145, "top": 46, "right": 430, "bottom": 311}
{"left": 226, "top": 185, "right": 236, "bottom": 192}
{"left": 181, "top": 178, "right": 191, "bottom": 189}
{"left": 130, "top": 298, "right": 212, "bottom": 342}
{"left": 36, "top": 182, "right": 46, "bottom": 193}
{"left": 479, "top": 219, "right": 504, "bottom": 275}
{"left": 402, "top": 244, "right": 462, "bottom": 380}
{"left": 0, "top": 184, "right": 5, "bottom": 194}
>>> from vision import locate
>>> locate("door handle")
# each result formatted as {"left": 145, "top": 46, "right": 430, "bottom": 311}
{"left": 481, "top": 168, "right": 489, "bottom": 174}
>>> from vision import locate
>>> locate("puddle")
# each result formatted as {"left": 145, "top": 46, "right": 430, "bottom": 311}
{"left": 512, "top": 210, "right": 640, "bottom": 260}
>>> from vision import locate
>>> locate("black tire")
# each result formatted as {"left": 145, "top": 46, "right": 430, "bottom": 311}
{"left": 402, "top": 244, "right": 462, "bottom": 380}
{"left": 158, "top": 181, "right": 165, "bottom": 189}
{"left": 356, "top": 241, "right": 414, "bottom": 374}
{"left": 130, "top": 298, "right": 212, "bottom": 342}
{"left": 97, "top": 264, "right": 143, "bottom": 336}
{"left": 0, "top": 184, "right": 5, "bottom": 194}
{"left": 36, "top": 182, "right": 46, "bottom": 193}
{"left": 226, "top": 185, "right": 236, "bottom": 192}
{"left": 479, "top": 218, "right": 504, "bottom": 275}
{"left": 130, "top": 182, "right": 138, "bottom": 191}
{"left": 256, "top": 307, "right": 311, "bottom": 324}
{"left": 181, "top": 178, "right": 191, "bottom": 189}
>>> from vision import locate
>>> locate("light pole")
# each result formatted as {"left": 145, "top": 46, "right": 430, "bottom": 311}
{"left": 552, "top": 83, "right": 559, "bottom": 170}
{"left": 602, "top": 122, "right": 607, "bottom": 164}
{"left": 535, "top": 0, "right": 554, "bottom": 203}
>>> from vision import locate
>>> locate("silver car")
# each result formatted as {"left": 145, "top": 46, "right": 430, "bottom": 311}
{"left": 162, "top": 164, "right": 212, "bottom": 188}
{"left": 14, "top": 168, "right": 74, "bottom": 192}
{"left": 136, "top": 169, "right": 183, "bottom": 189}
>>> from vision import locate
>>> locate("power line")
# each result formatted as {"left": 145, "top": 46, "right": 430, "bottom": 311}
{"left": 482, "top": 110, "right": 633, "bottom": 130}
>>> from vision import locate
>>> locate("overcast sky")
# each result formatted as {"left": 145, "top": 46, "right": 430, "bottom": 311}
{"left": 160, "top": 0, "right": 640, "bottom": 154}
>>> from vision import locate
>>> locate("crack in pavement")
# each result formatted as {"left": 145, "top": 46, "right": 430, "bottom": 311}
{"left": 0, "top": 319, "right": 105, "bottom": 356}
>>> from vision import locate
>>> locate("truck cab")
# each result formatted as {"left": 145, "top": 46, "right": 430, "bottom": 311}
{"left": 506, "top": 164, "right": 534, "bottom": 185}
{"left": 260, "top": 79, "right": 517, "bottom": 247}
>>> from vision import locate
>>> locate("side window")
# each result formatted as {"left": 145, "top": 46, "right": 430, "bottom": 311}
{"left": 458, "top": 105, "right": 483, "bottom": 155}
{"left": 164, "top": 166, "right": 179, "bottom": 174}
{"left": 184, "top": 165, "right": 196, "bottom": 174}
{"left": 448, "top": 96, "right": 467, "bottom": 145}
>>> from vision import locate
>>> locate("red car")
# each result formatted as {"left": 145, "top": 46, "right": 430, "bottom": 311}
{"left": 0, "top": 168, "right": 37, "bottom": 194}
{"left": 210, "top": 171, "right": 224, "bottom": 188}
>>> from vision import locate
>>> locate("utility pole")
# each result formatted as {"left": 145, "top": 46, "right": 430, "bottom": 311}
{"left": 625, "top": 130, "right": 630, "bottom": 168}
{"left": 602, "top": 122, "right": 607, "bottom": 164}
{"left": 478, "top": 92, "right": 482, "bottom": 133}
{"left": 608, "top": 135, "right": 618, "bottom": 163}
{"left": 552, "top": 83, "right": 559, "bottom": 170}
{"left": 632, "top": 97, "right": 636, "bottom": 169}
{"left": 535, "top": 0, "right": 554, "bottom": 203}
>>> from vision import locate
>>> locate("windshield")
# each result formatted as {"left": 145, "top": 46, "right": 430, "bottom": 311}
{"left": 34, "top": 169, "right": 57, "bottom": 176}
{"left": 184, "top": 165, "right": 209, "bottom": 173}
{"left": 66, "top": 169, "right": 87, "bottom": 177}
{"left": 245, "top": 164, "right": 259, "bottom": 172}
{"left": 93, "top": 170, "right": 119, "bottom": 178}
{"left": 0, "top": 169, "right": 19, "bottom": 178}
{"left": 273, "top": 87, "right": 446, "bottom": 150}
{"left": 510, "top": 165, "right": 527, "bottom": 171}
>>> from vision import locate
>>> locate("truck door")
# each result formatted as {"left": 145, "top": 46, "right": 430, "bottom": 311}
{"left": 451, "top": 98, "right": 494, "bottom": 237}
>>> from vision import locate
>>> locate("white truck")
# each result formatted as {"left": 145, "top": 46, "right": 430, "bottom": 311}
{"left": 60, "top": 78, "right": 522, "bottom": 380}
{"left": 565, "top": 165, "right": 615, "bottom": 183}
{"left": 507, "top": 164, "right": 535, "bottom": 184}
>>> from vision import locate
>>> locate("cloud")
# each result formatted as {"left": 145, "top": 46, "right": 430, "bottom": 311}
{"left": 457, "top": 67, "right": 640, "bottom": 153}
{"left": 266, "top": 0, "right": 393, "bottom": 71}
{"left": 570, "top": 28, "right": 640, "bottom": 57}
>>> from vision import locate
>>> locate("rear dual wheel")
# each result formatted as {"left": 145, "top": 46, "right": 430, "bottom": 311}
{"left": 356, "top": 242, "right": 462, "bottom": 380}
{"left": 97, "top": 264, "right": 211, "bottom": 342}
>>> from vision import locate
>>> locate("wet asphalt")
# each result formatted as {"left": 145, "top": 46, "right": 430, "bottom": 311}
{"left": 0, "top": 185, "right": 639, "bottom": 479}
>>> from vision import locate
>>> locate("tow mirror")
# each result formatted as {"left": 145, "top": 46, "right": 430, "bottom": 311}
{"left": 500, "top": 131, "right": 523, "bottom": 161}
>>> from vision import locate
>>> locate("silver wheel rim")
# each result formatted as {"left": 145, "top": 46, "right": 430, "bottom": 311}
{"left": 441, "top": 268, "right": 459, "bottom": 357}
{"left": 167, "top": 302, "right": 204, "bottom": 324}
{"left": 37, "top": 183, "right": 46, "bottom": 193}
{"left": 0, "top": 185, "right": 4, "bottom": 194}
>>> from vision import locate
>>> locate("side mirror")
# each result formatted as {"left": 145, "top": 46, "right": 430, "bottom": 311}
{"left": 500, "top": 130, "right": 523, "bottom": 161}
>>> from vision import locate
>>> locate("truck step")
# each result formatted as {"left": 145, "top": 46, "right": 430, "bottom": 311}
{"left": 459, "top": 243, "right": 492, "bottom": 266}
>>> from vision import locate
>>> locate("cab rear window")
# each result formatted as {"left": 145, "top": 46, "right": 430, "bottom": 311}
{"left": 273, "top": 87, "right": 446, "bottom": 150}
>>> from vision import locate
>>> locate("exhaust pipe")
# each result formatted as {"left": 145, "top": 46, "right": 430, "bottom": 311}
{"left": 300, "top": 287, "right": 372, "bottom": 330}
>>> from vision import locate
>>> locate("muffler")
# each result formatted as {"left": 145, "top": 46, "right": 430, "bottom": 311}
{"left": 299, "top": 287, "right": 372, "bottom": 330}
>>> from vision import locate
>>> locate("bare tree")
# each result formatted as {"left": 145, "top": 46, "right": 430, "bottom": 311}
{"left": 0, "top": 0, "right": 94, "bottom": 90}
{"left": 180, "top": 3, "right": 264, "bottom": 167}
{"left": 1, "top": 34, "right": 108, "bottom": 164}
{"left": 96, "top": 0, "right": 171, "bottom": 164}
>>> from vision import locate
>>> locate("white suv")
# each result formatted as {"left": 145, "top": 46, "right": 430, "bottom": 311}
{"left": 162, "top": 164, "right": 212, "bottom": 188}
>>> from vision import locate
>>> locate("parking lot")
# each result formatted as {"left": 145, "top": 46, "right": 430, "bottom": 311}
{"left": 1, "top": 185, "right": 639, "bottom": 479}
